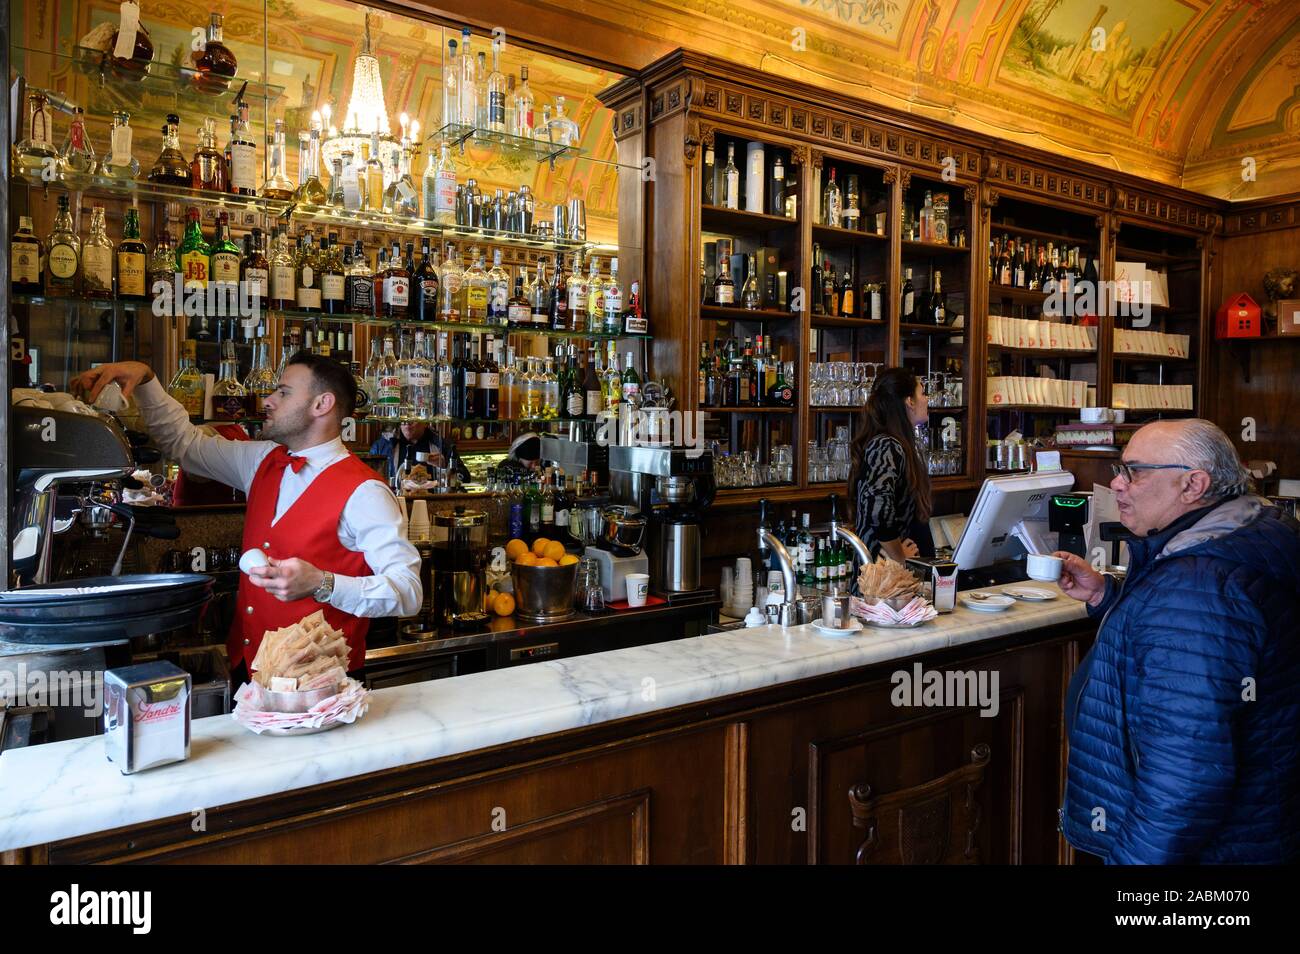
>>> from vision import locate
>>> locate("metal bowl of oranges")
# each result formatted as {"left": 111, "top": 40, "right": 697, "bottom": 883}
{"left": 507, "top": 537, "right": 580, "bottom": 622}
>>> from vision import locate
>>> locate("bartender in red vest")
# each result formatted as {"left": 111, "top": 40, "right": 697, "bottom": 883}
{"left": 75, "top": 353, "right": 423, "bottom": 684}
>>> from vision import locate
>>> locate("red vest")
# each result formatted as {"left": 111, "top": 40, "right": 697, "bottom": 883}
{"left": 230, "top": 449, "right": 380, "bottom": 673}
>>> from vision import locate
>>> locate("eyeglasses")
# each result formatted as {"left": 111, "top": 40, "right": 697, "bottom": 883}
{"left": 1111, "top": 461, "right": 1193, "bottom": 484}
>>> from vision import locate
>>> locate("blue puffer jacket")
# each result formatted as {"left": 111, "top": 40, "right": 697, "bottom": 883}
{"left": 1061, "top": 495, "right": 1300, "bottom": 864}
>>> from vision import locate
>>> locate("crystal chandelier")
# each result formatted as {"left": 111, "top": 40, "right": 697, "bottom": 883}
{"left": 319, "top": 10, "right": 407, "bottom": 185}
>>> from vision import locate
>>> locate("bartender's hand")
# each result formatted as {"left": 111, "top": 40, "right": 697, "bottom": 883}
{"left": 1054, "top": 551, "right": 1106, "bottom": 607}
{"left": 901, "top": 538, "right": 920, "bottom": 559}
{"left": 246, "top": 557, "right": 326, "bottom": 602}
{"left": 72, "top": 361, "right": 156, "bottom": 402}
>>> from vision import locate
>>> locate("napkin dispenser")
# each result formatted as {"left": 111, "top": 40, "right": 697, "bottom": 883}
{"left": 906, "top": 557, "right": 958, "bottom": 613}
{"left": 104, "top": 661, "right": 191, "bottom": 774}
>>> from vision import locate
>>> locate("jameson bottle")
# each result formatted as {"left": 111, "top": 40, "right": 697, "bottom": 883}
{"left": 116, "top": 208, "right": 148, "bottom": 301}
{"left": 209, "top": 212, "right": 242, "bottom": 294}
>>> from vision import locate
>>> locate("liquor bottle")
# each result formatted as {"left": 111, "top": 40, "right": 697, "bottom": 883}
{"left": 822, "top": 259, "right": 836, "bottom": 316}
{"left": 487, "top": 249, "right": 510, "bottom": 324}
{"left": 550, "top": 254, "right": 571, "bottom": 330}
{"left": 798, "top": 513, "right": 815, "bottom": 579}
{"left": 393, "top": 333, "right": 414, "bottom": 418}
{"left": 188, "top": 118, "right": 225, "bottom": 192}
{"left": 600, "top": 259, "right": 621, "bottom": 337}
{"left": 192, "top": 13, "right": 237, "bottom": 93}
{"left": 295, "top": 234, "right": 321, "bottom": 312}
{"left": 177, "top": 207, "right": 209, "bottom": 293}
{"left": 11, "top": 216, "right": 44, "bottom": 296}
{"left": 741, "top": 253, "right": 760, "bottom": 310}
{"left": 487, "top": 42, "right": 507, "bottom": 133}
{"left": 810, "top": 252, "right": 823, "bottom": 315}
{"left": 345, "top": 240, "right": 372, "bottom": 315}
{"left": 227, "top": 103, "right": 257, "bottom": 196}
{"left": 432, "top": 334, "right": 452, "bottom": 418}
{"left": 262, "top": 119, "right": 295, "bottom": 199}
{"left": 722, "top": 143, "right": 740, "bottom": 210}
{"left": 58, "top": 107, "right": 98, "bottom": 187}
{"left": 382, "top": 242, "right": 410, "bottom": 319}
{"left": 242, "top": 227, "right": 269, "bottom": 313}
{"left": 474, "top": 51, "right": 489, "bottom": 129}
{"left": 462, "top": 249, "right": 490, "bottom": 323}
{"left": 769, "top": 150, "right": 786, "bottom": 217}
{"left": 74, "top": 206, "right": 112, "bottom": 299}
{"left": 714, "top": 254, "right": 735, "bottom": 305}
{"left": 822, "top": 166, "right": 842, "bottom": 227}
{"left": 148, "top": 113, "right": 192, "bottom": 187}
{"left": 101, "top": 111, "right": 140, "bottom": 180}
{"left": 602, "top": 342, "right": 621, "bottom": 412}
{"left": 168, "top": 340, "right": 207, "bottom": 421}
{"left": 539, "top": 470, "right": 557, "bottom": 535}
{"left": 374, "top": 336, "right": 401, "bottom": 419}
{"left": 298, "top": 124, "right": 329, "bottom": 206}
{"left": 364, "top": 128, "right": 385, "bottom": 213}
{"left": 424, "top": 141, "right": 457, "bottom": 225}
{"left": 384, "top": 142, "right": 419, "bottom": 217}
{"left": 513, "top": 66, "right": 536, "bottom": 138}
{"left": 439, "top": 247, "right": 464, "bottom": 322}
{"left": 620, "top": 280, "right": 646, "bottom": 336}
{"left": 565, "top": 254, "right": 586, "bottom": 331}
{"left": 148, "top": 231, "right": 175, "bottom": 306}
{"left": 582, "top": 258, "right": 603, "bottom": 333}
{"left": 209, "top": 212, "right": 241, "bottom": 294}
{"left": 919, "top": 191, "right": 934, "bottom": 244}
{"left": 213, "top": 339, "right": 248, "bottom": 421}
{"left": 442, "top": 37, "right": 461, "bottom": 127}
{"left": 265, "top": 227, "right": 292, "bottom": 310}
{"left": 702, "top": 140, "right": 716, "bottom": 206}
{"left": 348, "top": 361, "right": 370, "bottom": 417}
{"left": 929, "top": 270, "right": 946, "bottom": 325}
{"left": 479, "top": 334, "right": 500, "bottom": 420}
{"left": 464, "top": 336, "right": 481, "bottom": 418}
{"left": 14, "top": 90, "right": 58, "bottom": 184}
{"left": 410, "top": 241, "right": 437, "bottom": 321}
{"left": 321, "top": 234, "right": 346, "bottom": 315}
{"left": 900, "top": 267, "right": 916, "bottom": 322}
{"left": 621, "top": 352, "right": 641, "bottom": 407}
{"left": 843, "top": 174, "right": 861, "bottom": 231}
{"left": 243, "top": 333, "right": 276, "bottom": 416}
{"left": 767, "top": 354, "right": 794, "bottom": 407}
{"left": 504, "top": 271, "right": 529, "bottom": 328}
{"left": 539, "top": 354, "right": 557, "bottom": 414}
{"left": 107, "top": 0, "right": 154, "bottom": 81}
{"left": 529, "top": 260, "right": 550, "bottom": 326}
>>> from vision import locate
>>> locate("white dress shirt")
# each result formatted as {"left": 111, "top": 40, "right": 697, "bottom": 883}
{"left": 134, "top": 378, "right": 422, "bottom": 619}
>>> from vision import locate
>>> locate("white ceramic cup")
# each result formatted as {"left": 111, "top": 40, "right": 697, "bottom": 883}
{"left": 1026, "top": 553, "right": 1064, "bottom": 582}
{"left": 1080, "top": 407, "right": 1112, "bottom": 424}
{"left": 626, "top": 573, "right": 651, "bottom": 607}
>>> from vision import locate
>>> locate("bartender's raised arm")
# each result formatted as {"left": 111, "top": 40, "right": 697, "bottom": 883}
{"left": 73, "top": 360, "right": 270, "bottom": 493}
{"left": 333, "top": 480, "right": 424, "bottom": 618}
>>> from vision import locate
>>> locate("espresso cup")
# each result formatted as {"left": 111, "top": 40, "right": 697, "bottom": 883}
{"left": 1026, "top": 553, "right": 1064, "bottom": 582}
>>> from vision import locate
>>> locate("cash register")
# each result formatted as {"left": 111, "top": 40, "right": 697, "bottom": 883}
{"left": 951, "top": 471, "right": 1077, "bottom": 588}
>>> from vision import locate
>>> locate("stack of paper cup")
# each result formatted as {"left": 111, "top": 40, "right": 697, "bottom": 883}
{"left": 730, "top": 557, "right": 754, "bottom": 618}
{"left": 407, "top": 500, "right": 430, "bottom": 543}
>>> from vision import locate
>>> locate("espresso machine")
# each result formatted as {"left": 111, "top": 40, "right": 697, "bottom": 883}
{"left": 607, "top": 445, "right": 716, "bottom": 596}
{"left": 2, "top": 405, "right": 212, "bottom": 749}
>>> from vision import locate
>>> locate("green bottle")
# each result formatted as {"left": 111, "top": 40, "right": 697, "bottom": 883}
{"left": 176, "top": 207, "right": 210, "bottom": 291}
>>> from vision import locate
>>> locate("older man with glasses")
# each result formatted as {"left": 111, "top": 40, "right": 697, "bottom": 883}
{"left": 1053, "top": 418, "right": 1300, "bottom": 864}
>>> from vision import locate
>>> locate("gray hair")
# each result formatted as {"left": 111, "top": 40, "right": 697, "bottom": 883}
{"left": 1164, "top": 419, "right": 1252, "bottom": 500}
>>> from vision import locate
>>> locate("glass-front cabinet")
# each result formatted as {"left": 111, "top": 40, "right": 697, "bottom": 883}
{"left": 7, "top": 0, "right": 644, "bottom": 456}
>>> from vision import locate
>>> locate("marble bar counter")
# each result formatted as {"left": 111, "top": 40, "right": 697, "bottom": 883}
{"left": 0, "top": 584, "right": 1092, "bottom": 864}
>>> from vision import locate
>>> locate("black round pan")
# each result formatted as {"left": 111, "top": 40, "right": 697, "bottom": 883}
{"left": 0, "top": 574, "right": 214, "bottom": 621}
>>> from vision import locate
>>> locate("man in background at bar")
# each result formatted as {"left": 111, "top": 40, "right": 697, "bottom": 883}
{"left": 75, "top": 354, "right": 423, "bottom": 686}
{"left": 369, "top": 420, "right": 469, "bottom": 484}
{"left": 1054, "top": 419, "right": 1300, "bottom": 863}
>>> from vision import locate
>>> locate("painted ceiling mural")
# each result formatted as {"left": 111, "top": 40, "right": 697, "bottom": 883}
{"left": 541, "top": 0, "right": 1300, "bottom": 200}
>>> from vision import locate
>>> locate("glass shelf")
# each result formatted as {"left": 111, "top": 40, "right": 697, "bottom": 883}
{"left": 269, "top": 309, "right": 652, "bottom": 340}
{"left": 359, "top": 415, "right": 562, "bottom": 426}
{"left": 10, "top": 43, "right": 287, "bottom": 107}
{"left": 430, "top": 123, "right": 582, "bottom": 165}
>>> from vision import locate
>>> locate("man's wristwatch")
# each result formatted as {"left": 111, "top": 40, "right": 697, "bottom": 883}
{"left": 313, "top": 571, "right": 335, "bottom": 604}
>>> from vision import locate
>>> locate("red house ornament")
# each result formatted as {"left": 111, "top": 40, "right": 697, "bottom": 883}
{"left": 1215, "top": 293, "right": 1261, "bottom": 339}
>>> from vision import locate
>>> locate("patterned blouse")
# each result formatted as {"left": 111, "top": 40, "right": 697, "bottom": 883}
{"left": 854, "top": 434, "right": 920, "bottom": 560}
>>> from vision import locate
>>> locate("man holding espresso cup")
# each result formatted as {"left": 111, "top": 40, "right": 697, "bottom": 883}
{"left": 1053, "top": 419, "right": 1300, "bottom": 863}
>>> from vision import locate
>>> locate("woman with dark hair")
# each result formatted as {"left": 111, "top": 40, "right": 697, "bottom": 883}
{"left": 848, "top": 367, "right": 935, "bottom": 563}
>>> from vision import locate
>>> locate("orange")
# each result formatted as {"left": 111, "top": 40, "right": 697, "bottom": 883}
{"left": 492, "top": 592, "right": 515, "bottom": 617}
{"left": 505, "top": 539, "right": 528, "bottom": 561}
{"left": 514, "top": 552, "right": 538, "bottom": 567}
{"left": 531, "top": 537, "right": 551, "bottom": 556}
{"left": 535, "top": 557, "right": 558, "bottom": 567}
{"left": 558, "top": 554, "right": 579, "bottom": 567}
{"left": 542, "top": 540, "right": 566, "bottom": 563}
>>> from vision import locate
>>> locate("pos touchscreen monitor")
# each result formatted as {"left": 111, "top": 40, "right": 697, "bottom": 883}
{"left": 952, "top": 471, "right": 1076, "bottom": 571}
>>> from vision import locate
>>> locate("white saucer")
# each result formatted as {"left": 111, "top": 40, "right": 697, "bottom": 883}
{"left": 961, "top": 593, "right": 1015, "bottom": 613}
{"left": 1004, "top": 586, "right": 1057, "bottom": 602}
{"left": 811, "top": 617, "right": 863, "bottom": 637}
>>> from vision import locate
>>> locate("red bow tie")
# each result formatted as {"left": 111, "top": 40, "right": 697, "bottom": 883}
{"left": 267, "top": 445, "right": 308, "bottom": 475}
